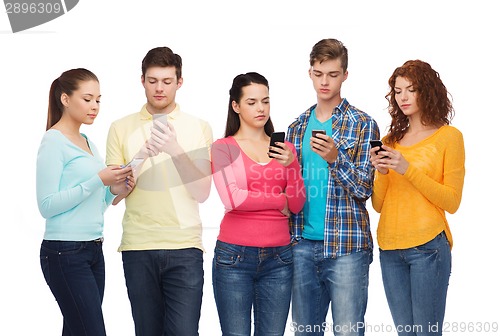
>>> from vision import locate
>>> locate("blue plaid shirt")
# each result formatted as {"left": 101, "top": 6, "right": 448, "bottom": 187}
{"left": 286, "top": 98, "right": 380, "bottom": 258}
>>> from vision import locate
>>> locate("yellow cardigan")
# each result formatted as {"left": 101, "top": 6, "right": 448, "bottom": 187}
{"left": 372, "top": 126, "right": 465, "bottom": 250}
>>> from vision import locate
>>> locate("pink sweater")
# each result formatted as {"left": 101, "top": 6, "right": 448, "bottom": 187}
{"left": 211, "top": 136, "right": 305, "bottom": 247}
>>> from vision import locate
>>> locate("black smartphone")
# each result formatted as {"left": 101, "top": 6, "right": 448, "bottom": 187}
{"left": 312, "top": 129, "right": 326, "bottom": 138}
{"left": 370, "top": 140, "right": 384, "bottom": 155}
{"left": 268, "top": 132, "right": 285, "bottom": 158}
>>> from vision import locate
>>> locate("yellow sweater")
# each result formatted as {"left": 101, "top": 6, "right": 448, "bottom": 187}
{"left": 372, "top": 126, "right": 465, "bottom": 250}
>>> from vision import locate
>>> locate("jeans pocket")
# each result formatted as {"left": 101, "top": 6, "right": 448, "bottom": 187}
{"left": 214, "top": 246, "right": 240, "bottom": 268}
{"left": 276, "top": 245, "right": 293, "bottom": 265}
{"left": 41, "top": 240, "right": 85, "bottom": 255}
{"left": 413, "top": 232, "right": 445, "bottom": 255}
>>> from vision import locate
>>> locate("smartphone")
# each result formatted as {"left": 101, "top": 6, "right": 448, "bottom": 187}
{"left": 268, "top": 132, "right": 285, "bottom": 158}
{"left": 312, "top": 129, "right": 326, "bottom": 138}
{"left": 153, "top": 114, "right": 168, "bottom": 132}
{"left": 370, "top": 140, "right": 384, "bottom": 155}
{"left": 123, "top": 158, "right": 144, "bottom": 169}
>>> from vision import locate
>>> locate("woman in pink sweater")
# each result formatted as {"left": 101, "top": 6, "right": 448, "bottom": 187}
{"left": 370, "top": 60, "right": 465, "bottom": 336}
{"left": 211, "top": 72, "right": 305, "bottom": 335}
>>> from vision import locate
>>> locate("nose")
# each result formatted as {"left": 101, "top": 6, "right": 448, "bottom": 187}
{"left": 155, "top": 81, "right": 164, "bottom": 92}
{"left": 320, "top": 74, "right": 328, "bottom": 85}
{"left": 256, "top": 101, "right": 264, "bottom": 112}
{"left": 399, "top": 89, "right": 409, "bottom": 101}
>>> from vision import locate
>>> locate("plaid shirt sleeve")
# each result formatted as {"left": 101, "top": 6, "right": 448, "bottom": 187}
{"left": 286, "top": 109, "right": 310, "bottom": 241}
{"left": 323, "top": 100, "right": 380, "bottom": 257}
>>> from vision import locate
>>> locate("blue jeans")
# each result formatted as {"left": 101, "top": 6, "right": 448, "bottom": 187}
{"left": 380, "top": 231, "right": 451, "bottom": 336}
{"left": 291, "top": 239, "right": 371, "bottom": 336}
{"left": 40, "top": 239, "right": 106, "bottom": 336}
{"left": 122, "top": 248, "right": 204, "bottom": 336}
{"left": 212, "top": 240, "right": 293, "bottom": 336}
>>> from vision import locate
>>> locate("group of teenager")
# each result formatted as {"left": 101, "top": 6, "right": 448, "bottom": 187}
{"left": 36, "top": 38, "right": 465, "bottom": 336}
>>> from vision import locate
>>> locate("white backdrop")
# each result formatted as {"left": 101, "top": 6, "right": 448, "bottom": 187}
{"left": 1, "top": 1, "right": 498, "bottom": 335}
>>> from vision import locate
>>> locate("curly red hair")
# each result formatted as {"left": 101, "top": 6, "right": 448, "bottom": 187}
{"left": 384, "top": 60, "right": 454, "bottom": 145}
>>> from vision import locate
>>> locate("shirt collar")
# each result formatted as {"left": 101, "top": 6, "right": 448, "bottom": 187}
{"left": 139, "top": 103, "right": 181, "bottom": 120}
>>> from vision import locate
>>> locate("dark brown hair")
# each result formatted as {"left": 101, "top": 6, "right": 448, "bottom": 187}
{"left": 385, "top": 60, "right": 454, "bottom": 145}
{"left": 141, "top": 46, "right": 182, "bottom": 79}
{"left": 46, "top": 68, "right": 99, "bottom": 130}
{"left": 224, "top": 72, "right": 274, "bottom": 137}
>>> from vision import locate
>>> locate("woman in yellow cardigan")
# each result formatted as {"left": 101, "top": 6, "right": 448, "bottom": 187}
{"left": 370, "top": 60, "right": 465, "bottom": 336}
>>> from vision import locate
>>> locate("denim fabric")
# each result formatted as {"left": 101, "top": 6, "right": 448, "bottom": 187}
{"left": 212, "top": 240, "right": 293, "bottom": 336}
{"left": 380, "top": 232, "right": 451, "bottom": 336}
{"left": 291, "top": 239, "right": 371, "bottom": 336}
{"left": 40, "top": 239, "right": 106, "bottom": 336}
{"left": 121, "top": 248, "right": 204, "bottom": 336}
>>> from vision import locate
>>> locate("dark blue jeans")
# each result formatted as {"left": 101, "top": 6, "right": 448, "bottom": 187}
{"left": 212, "top": 240, "right": 293, "bottom": 336}
{"left": 122, "top": 248, "right": 204, "bottom": 336}
{"left": 40, "top": 239, "right": 106, "bottom": 336}
{"left": 291, "top": 239, "right": 372, "bottom": 336}
{"left": 380, "top": 231, "right": 451, "bottom": 336}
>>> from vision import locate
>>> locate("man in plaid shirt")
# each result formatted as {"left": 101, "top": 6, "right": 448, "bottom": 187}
{"left": 287, "top": 38, "right": 380, "bottom": 336}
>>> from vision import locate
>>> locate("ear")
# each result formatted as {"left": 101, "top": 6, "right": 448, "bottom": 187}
{"left": 141, "top": 75, "right": 145, "bottom": 87}
{"left": 231, "top": 100, "right": 240, "bottom": 114}
{"left": 60, "top": 92, "right": 70, "bottom": 108}
{"left": 177, "top": 77, "right": 183, "bottom": 89}
{"left": 343, "top": 70, "right": 349, "bottom": 82}
{"left": 308, "top": 67, "right": 313, "bottom": 79}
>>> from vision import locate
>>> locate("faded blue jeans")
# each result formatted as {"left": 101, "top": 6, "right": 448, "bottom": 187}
{"left": 40, "top": 239, "right": 106, "bottom": 336}
{"left": 212, "top": 240, "right": 293, "bottom": 336}
{"left": 291, "top": 239, "right": 371, "bottom": 336}
{"left": 122, "top": 248, "right": 204, "bottom": 336}
{"left": 380, "top": 231, "right": 451, "bottom": 336}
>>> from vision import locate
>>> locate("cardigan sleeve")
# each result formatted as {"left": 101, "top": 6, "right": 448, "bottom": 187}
{"left": 404, "top": 129, "right": 465, "bottom": 214}
{"left": 36, "top": 133, "right": 105, "bottom": 219}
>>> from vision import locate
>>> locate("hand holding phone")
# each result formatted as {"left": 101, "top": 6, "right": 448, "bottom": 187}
{"left": 122, "top": 158, "right": 145, "bottom": 169}
{"left": 370, "top": 140, "right": 387, "bottom": 158}
{"left": 268, "top": 132, "right": 285, "bottom": 158}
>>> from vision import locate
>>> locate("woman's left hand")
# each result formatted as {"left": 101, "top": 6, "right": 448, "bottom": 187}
{"left": 377, "top": 147, "right": 409, "bottom": 175}
{"left": 110, "top": 174, "right": 135, "bottom": 196}
{"left": 269, "top": 142, "right": 294, "bottom": 167}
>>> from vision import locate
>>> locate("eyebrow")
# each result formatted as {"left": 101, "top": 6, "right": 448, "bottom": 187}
{"left": 394, "top": 85, "right": 414, "bottom": 90}
{"left": 312, "top": 68, "right": 341, "bottom": 75}
{"left": 245, "top": 96, "right": 269, "bottom": 102}
{"left": 146, "top": 76, "right": 175, "bottom": 81}
{"left": 82, "top": 93, "right": 102, "bottom": 98}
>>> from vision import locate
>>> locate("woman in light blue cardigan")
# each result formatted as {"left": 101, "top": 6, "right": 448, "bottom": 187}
{"left": 36, "top": 68, "right": 133, "bottom": 336}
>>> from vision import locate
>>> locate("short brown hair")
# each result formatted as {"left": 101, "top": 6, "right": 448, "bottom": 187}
{"left": 309, "top": 38, "right": 348, "bottom": 72}
{"left": 141, "top": 47, "right": 182, "bottom": 79}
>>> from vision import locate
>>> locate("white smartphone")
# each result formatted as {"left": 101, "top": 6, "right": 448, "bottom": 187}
{"left": 123, "top": 158, "right": 144, "bottom": 169}
{"left": 153, "top": 114, "right": 168, "bottom": 132}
